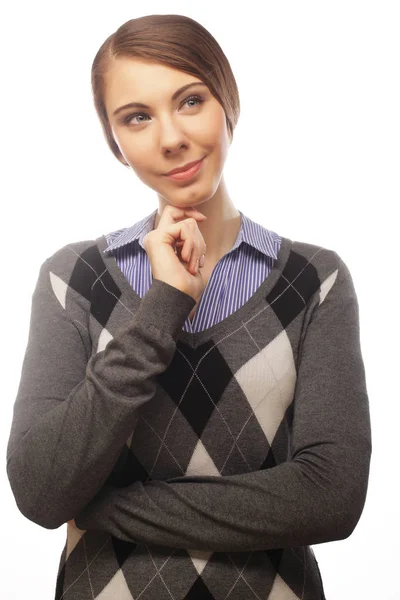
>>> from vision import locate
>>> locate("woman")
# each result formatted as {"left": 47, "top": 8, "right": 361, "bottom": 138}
{"left": 6, "top": 14, "right": 371, "bottom": 600}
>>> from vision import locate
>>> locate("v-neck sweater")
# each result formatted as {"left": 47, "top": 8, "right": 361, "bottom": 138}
{"left": 6, "top": 232, "right": 372, "bottom": 600}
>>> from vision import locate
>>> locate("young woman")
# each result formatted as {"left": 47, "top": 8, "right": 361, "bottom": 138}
{"left": 6, "top": 14, "right": 371, "bottom": 600}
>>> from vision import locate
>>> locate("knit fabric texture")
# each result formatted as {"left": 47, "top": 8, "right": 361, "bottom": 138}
{"left": 6, "top": 220, "right": 372, "bottom": 599}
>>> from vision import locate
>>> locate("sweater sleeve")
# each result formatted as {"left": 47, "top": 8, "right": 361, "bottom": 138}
{"left": 6, "top": 255, "right": 196, "bottom": 529}
{"left": 74, "top": 254, "right": 372, "bottom": 552}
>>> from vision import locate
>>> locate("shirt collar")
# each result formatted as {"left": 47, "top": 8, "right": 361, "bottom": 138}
{"left": 102, "top": 209, "right": 279, "bottom": 260}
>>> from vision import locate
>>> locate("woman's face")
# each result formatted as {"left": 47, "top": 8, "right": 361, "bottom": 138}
{"left": 103, "top": 57, "right": 232, "bottom": 207}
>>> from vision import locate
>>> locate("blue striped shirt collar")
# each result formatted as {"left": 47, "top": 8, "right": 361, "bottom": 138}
{"left": 102, "top": 209, "right": 279, "bottom": 260}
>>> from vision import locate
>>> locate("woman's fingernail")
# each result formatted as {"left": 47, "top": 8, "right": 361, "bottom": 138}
{"left": 199, "top": 254, "right": 205, "bottom": 267}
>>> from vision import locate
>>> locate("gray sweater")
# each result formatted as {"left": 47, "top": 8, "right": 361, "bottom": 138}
{"left": 6, "top": 234, "right": 371, "bottom": 599}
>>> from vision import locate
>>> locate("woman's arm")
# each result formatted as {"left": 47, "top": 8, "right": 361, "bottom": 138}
{"left": 6, "top": 250, "right": 196, "bottom": 529}
{"left": 75, "top": 255, "right": 372, "bottom": 552}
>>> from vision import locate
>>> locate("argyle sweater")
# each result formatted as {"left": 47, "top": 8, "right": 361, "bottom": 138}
{"left": 6, "top": 228, "right": 372, "bottom": 600}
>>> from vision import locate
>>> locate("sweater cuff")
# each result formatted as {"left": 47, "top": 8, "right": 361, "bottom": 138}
{"left": 135, "top": 278, "right": 196, "bottom": 338}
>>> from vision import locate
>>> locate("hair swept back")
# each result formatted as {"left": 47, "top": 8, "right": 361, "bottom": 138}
{"left": 91, "top": 14, "right": 240, "bottom": 167}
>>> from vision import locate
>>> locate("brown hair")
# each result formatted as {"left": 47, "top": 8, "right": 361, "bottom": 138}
{"left": 91, "top": 14, "right": 240, "bottom": 167}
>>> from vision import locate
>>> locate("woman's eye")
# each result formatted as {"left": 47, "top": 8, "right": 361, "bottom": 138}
{"left": 184, "top": 95, "right": 204, "bottom": 109}
{"left": 124, "top": 95, "right": 204, "bottom": 126}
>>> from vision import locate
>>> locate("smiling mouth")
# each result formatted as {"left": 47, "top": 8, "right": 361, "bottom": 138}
{"left": 165, "top": 157, "right": 204, "bottom": 176}
{"left": 164, "top": 157, "right": 206, "bottom": 181}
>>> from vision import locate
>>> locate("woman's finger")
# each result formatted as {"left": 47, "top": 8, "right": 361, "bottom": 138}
{"left": 158, "top": 205, "right": 207, "bottom": 229}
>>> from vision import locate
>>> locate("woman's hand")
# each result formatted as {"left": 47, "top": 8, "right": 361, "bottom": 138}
{"left": 143, "top": 204, "right": 207, "bottom": 305}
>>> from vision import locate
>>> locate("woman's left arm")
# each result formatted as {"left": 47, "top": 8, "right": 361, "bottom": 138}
{"left": 75, "top": 255, "right": 372, "bottom": 552}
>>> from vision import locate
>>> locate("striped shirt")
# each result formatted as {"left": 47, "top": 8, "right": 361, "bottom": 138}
{"left": 103, "top": 209, "right": 282, "bottom": 332}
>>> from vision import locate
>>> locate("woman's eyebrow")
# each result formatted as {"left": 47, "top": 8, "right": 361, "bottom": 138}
{"left": 113, "top": 82, "right": 208, "bottom": 116}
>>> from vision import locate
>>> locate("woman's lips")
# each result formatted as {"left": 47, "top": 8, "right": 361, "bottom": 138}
{"left": 164, "top": 157, "right": 205, "bottom": 181}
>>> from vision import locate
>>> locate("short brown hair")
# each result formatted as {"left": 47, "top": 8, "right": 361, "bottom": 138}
{"left": 91, "top": 14, "right": 240, "bottom": 167}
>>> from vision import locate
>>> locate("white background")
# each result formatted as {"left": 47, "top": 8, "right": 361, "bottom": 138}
{"left": 1, "top": 1, "right": 398, "bottom": 598}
